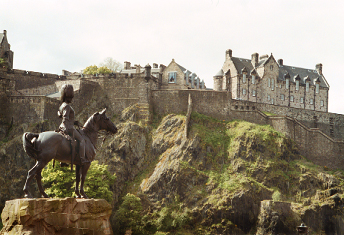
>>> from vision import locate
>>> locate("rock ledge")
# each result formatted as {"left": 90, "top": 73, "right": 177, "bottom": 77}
{"left": 1, "top": 198, "right": 113, "bottom": 235}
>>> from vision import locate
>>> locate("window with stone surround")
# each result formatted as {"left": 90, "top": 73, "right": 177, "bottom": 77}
{"left": 296, "top": 80, "right": 300, "bottom": 91}
{"left": 286, "top": 78, "right": 289, "bottom": 89}
{"left": 310, "top": 98, "right": 314, "bottom": 104}
{"left": 252, "top": 75, "right": 255, "bottom": 84}
{"left": 316, "top": 84, "right": 320, "bottom": 93}
{"left": 267, "top": 95, "right": 271, "bottom": 101}
{"left": 243, "top": 88, "right": 246, "bottom": 95}
{"left": 168, "top": 72, "right": 177, "bottom": 83}
{"left": 300, "top": 97, "right": 304, "bottom": 103}
{"left": 252, "top": 90, "right": 256, "bottom": 97}
{"left": 290, "top": 95, "right": 294, "bottom": 102}
{"left": 268, "top": 78, "right": 271, "bottom": 87}
{"left": 243, "top": 74, "right": 247, "bottom": 83}
{"left": 306, "top": 82, "right": 310, "bottom": 92}
{"left": 321, "top": 100, "right": 324, "bottom": 106}
{"left": 280, "top": 94, "right": 285, "bottom": 100}
{"left": 271, "top": 98, "right": 274, "bottom": 104}
{"left": 271, "top": 79, "right": 274, "bottom": 91}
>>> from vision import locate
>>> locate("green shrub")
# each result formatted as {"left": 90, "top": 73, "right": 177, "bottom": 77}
{"left": 116, "top": 193, "right": 143, "bottom": 234}
{"left": 42, "top": 160, "right": 116, "bottom": 202}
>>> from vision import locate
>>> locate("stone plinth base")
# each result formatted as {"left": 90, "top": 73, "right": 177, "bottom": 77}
{"left": 1, "top": 198, "right": 113, "bottom": 235}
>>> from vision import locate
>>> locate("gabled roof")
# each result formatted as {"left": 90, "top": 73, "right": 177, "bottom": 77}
{"left": 278, "top": 65, "right": 328, "bottom": 88}
{"left": 0, "top": 33, "right": 4, "bottom": 44}
{"left": 230, "top": 55, "right": 329, "bottom": 88}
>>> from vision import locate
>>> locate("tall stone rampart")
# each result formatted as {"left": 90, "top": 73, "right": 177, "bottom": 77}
{"left": 151, "top": 89, "right": 344, "bottom": 170}
{"left": 8, "top": 95, "right": 60, "bottom": 126}
{"left": 6, "top": 69, "right": 65, "bottom": 91}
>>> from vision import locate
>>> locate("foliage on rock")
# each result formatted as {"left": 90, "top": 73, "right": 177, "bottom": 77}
{"left": 42, "top": 160, "right": 116, "bottom": 202}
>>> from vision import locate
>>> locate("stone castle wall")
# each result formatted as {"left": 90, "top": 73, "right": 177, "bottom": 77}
{"left": 151, "top": 89, "right": 344, "bottom": 170}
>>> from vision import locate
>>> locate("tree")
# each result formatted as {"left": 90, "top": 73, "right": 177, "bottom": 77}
{"left": 42, "top": 160, "right": 116, "bottom": 202}
{"left": 99, "top": 57, "right": 123, "bottom": 72}
{"left": 83, "top": 65, "right": 98, "bottom": 75}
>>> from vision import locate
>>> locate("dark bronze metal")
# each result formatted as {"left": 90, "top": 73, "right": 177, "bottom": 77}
{"left": 22, "top": 85, "right": 117, "bottom": 199}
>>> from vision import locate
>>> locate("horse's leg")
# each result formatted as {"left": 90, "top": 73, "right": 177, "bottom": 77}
{"left": 23, "top": 160, "right": 46, "bottom": 198}
{"left": 75, "top": 165, "right": 81, "bottom": 198}
{"left": 35, "top": 168, "right": 49, "bottom": 198}
{"left": 80, "top": 162, "right": 91, "bottom": 199}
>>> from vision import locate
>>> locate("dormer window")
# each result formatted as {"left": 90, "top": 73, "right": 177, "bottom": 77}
{"left": 168, "top": 72, "right": 177, "bottom": 83}
{"left": 286, "top": 78, "right": 289, "bottom": 89}
{"left": 306, "top": 82, "right": 310, "bottom": 92}
{"left": 296, "top": 80, "right": 300, "bottom": 91}
{"left": 316, "top": 83, "right": 320, "bottom": 93}
{"left": 252, "top": 75, "right": 255, "bottom": 84}
{"left": 243, "top": 74, "right": 247, "bottom": 83}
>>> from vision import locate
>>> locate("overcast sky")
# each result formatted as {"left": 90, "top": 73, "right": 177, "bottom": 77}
{"left": 2, "top": 0, "right": 344, "bottom": 113}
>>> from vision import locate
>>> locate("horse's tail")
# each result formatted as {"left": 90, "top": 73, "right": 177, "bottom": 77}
{"left": 22, "top": 132, "right": 40, "bottom": 160}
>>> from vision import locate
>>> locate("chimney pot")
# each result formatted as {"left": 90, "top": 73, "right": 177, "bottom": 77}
{"left": 278, "top": 59, "right": 283, "bottom": 66}
{"left": 251, "top": 53, "right": 259, "bottom": 67}
{"left": 316, "top": 63, "right": 323, "bottom": 75}
{"left": 153, "top": 63, "right": 158, "bottom": 68}
{"left": 124, "top": 61, "right": 131, "bottom": 70}
{"left": 226, "top": 49, "right": 232, "bottom": 59}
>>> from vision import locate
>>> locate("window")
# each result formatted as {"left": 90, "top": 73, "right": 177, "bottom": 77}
{"left": 271, "top": 98, "right": 274, "bottom": 104}
{"left": 296, "top": 80, "right": 299, "bottom": 91}
{"left": 280, "top": 94, "right": 285, "bottom": 100}
{"left": 316, "top": 84, "right": 320, "bottom": 93}
{"left": 243, "top": 88, "right": 246, "bottom": 95}
{"left": 270, "top": 65, "right": 273, "bottom": 71}
{"left": 271, "top": 79, "right": 275, "bottom": 91}
{"left": 306, "top": 82, "right": 310, "bottom": 92}
{"left": 243, "top": 74, "right": 246, "bottom": 83}
{"left": 321, "top": 100, "right": 324, "bottom": 106}
{"left": 290, "top": 95, "right": 294, "bottom": 102}
{"left": 286, "top": 79, "right": 289, "bottom": 89}
{"left": 252, "top": 75, "right": 255, "bottom": 84}
{"left": 310, "top": 98, "right": 314, "bottom": 104}
{"left": 268, "top": 78, "right": 271, "bottom": 87}
{"left": 300, "top": 97, "right": 304, "bottom": 103}
{"left": 252, "top": 90, "right": 256, "bottom": 97}
{"left": 168, "top": 72, "right": 177, "bottom": 83}
{"left": 267, "top": 95, "right": 271, "bottom": 101}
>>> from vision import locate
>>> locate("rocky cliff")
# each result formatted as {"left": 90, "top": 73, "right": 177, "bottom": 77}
{"left": 1, "top": 107, "right": 344, "bottom": 234}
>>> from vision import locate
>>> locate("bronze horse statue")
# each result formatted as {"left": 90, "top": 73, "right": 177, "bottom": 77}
{"left": 22, "top": 108, "right": 117, "bottom": 198}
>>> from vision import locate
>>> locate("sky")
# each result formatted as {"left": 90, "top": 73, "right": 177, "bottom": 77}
{"left": 2, "top": 0, "right": 344, "bottom": 113}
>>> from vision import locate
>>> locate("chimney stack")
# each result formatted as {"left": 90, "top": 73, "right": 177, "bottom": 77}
{"left": 316, "top": 63, "right": 323, "bottom": 75}
{"left": 3, "top": 30, "right": 6, "bottom": 36}
{"left": 144, "top": 64, "right": 151, "bottom": 78}
{"left": 153, "top": 63, "right": 158, "bottom": 68}
{"left": 124, "top": 61, "right": 131, "bottom": 70}
{"left": 226, "top": 49, "right": 232, "bottom": 59}
{"left": 251, "top": 53, "right": 259, "bottom": 67}
{"left": 278, "top": 59, "right": 283, "bottom": 66}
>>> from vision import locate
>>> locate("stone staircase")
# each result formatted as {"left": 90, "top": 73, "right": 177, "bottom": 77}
{"left": 137, "top": 103, "right": 150, "bottom": 124}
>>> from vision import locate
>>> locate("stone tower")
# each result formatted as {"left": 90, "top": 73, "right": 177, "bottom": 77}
{"left": 0, "top": 30, "right": 14, "bottom": 69}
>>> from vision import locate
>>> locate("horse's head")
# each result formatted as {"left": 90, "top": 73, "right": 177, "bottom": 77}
{"left": 93, "top": 108, "right": 118, "bottom": 134}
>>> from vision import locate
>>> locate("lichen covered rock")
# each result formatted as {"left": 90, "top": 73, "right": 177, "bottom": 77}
{"left": 1, "top": 198, "right": 113, "bottom": 235}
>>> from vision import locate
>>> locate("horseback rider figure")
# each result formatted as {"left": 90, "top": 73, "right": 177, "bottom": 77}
{"left": 58, "top": 84, "right": 88, "bottom": 165}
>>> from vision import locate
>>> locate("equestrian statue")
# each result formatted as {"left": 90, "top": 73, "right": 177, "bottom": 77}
{"left": 22, "top": 84, "right": 117, "bottom": 198}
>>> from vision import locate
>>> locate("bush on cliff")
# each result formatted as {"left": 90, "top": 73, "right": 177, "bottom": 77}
{"left": 42, "top": 160, "right": 116, "bottom": 202}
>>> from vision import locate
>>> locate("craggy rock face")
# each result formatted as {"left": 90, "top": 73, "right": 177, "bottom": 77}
{"left": 1, "top": 198, "right": 113, "bottom": 235}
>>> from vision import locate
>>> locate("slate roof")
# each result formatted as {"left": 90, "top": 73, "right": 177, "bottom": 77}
{"left": 230, "top": 57, "right": 329, "bottom": 88}
{"left": 214, "top": 69, "right": 224, "bottom": 77}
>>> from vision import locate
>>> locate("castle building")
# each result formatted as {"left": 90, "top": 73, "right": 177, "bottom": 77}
{"left": 0, "top": 30, "right": 14, "bottom": 69}
{"left": 214, "top": 49, "right": 329, "bottom": 112}
{"left": 162, "top": 59, "right": 205, "bottom": 90}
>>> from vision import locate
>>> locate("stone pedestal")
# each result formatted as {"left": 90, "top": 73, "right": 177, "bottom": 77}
{"left": 1, "top": 198, "right": 113, "bottom": 235}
